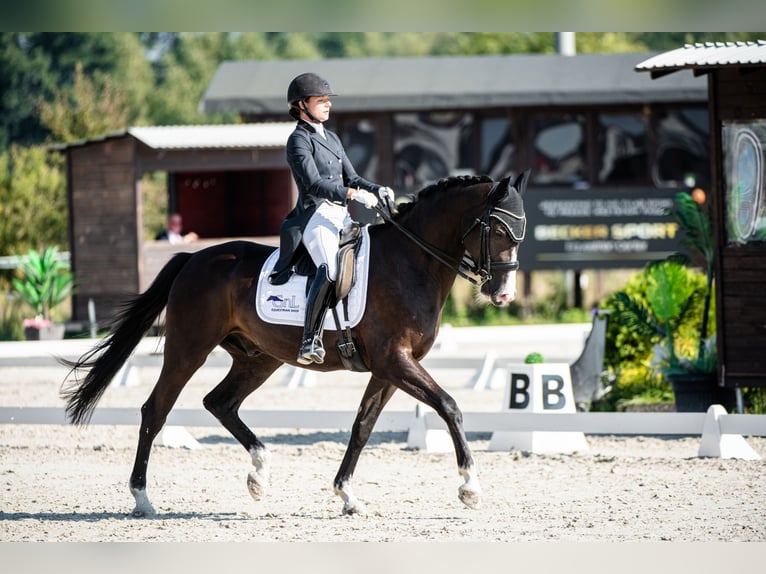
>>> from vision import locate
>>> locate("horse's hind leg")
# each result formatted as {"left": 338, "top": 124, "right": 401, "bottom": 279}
{"left": 202, "top": 352, "right": 282, "bottom": 502}
{"left": 129, "top": 338, "right": 214, "bottom": 517}
{"left": 333, "top": 376, "right": 398, "bottom": 515}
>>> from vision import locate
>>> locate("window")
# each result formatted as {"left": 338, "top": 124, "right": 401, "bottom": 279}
{"left": 723, "top": 121, "right": 766, "bottom": 244}
{"left": 596, "top": 113, "right": 648, "bottom": 185}
{"left": 530, "top": 113, "right": 587, "bottom": 187}
{"left": 393, "top": 112, "right": 474, "bottom": 193}
{"left": 338, "top": 118, "right": 378, "bottom": 182}
{"left": 480, "top": 116, "right": 516, "bottom": 180}
{"left": 652, "top": 106, "right": 710, "bottom": 188}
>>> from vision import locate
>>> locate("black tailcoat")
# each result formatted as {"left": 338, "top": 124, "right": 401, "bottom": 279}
{"left": 269, "top": 120, "right": 382, "bottom": 284}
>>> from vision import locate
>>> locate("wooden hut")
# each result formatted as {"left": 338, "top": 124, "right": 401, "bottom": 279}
{"left": 637, "top": 41, "right": 766, "bottom": 388}
{"left": 57, "top": 123, "right": 296, "bottom": 322}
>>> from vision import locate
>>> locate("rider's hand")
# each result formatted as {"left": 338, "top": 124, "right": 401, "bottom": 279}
{"left": 378, "top": 187, "right": 395, "bottom": 202}
{"left": 349, "top": 188, "right": 379, "bottom": 208}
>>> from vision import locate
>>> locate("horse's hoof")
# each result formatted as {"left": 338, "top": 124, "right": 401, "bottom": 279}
{"left": 247, "top": 470, "right": 268, "bottom": 501}
{"left": 131, "top": 504, "right": 155, "bottom": 518}
{"left": 342, "top": 501, "right": 366, "bottom": 516}
{"left": 458, "top": 485, "right": 481, "bottom": 509}
{"left": 130, "top": 488, "right": 155, "bottom": 517}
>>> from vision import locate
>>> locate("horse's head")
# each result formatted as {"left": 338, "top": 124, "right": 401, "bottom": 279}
{"left": 463, "top": 169, "right": 529, "bottom": 306}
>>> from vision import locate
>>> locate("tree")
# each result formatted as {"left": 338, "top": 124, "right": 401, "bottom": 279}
{"left": 0, "top": 33, "right": 154, "bottom": 151}
{"left": 38, "top": 61, "right": 130, "bottom": 143}
{"left": 0, "top": 33, "right": 57, "bottom": 151}
{"left": 147, "top": 33, "right": 240, "bottom": 125}
{"left": 0, "top": 145, "right": 67, "bottom": 257}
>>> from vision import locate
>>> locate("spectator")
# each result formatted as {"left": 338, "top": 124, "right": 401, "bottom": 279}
{"left": 155, "top": 213, "right": 198, "bottom": 245}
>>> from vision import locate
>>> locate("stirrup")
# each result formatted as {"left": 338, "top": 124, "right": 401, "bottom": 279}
{"left": 297, "top": 335, "right": 325, "bottom": 365}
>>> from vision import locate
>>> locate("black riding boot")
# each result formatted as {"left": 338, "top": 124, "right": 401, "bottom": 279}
{"left": 297, "top": 264, "right": 335, "bottom": 365}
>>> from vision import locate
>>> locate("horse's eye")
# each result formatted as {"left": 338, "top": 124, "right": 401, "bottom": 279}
{"left": 494, "top": 226, "right": 507, "bottom": 237}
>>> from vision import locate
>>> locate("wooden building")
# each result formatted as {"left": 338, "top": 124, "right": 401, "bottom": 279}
{"left": 60, "top": 52, "right": 711, "bottom": 323}
{"left": 58, "top": 123, "right": 296, "bottom": 321}
{"left": 203, "top": 53, "right": 710, "bottom": 271}
{"left": 636, "top": 41, "right": 766, "bottom": 388}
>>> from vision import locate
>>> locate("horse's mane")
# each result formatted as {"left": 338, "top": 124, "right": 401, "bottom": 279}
{"left": 394, "top": 174, "right": 493, "bottom": 220}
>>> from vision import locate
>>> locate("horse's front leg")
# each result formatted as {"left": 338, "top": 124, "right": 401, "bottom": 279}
{"left": 333, "top": 376, "right": 397, "bottom": 515}
{"left": 388, "top": 356, "right": 482, "bottom": 509}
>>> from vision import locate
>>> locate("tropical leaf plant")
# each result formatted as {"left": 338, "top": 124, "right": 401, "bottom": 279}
{"left": 612, "top": 260, "right": 703, "bottom": 376}
{"left": 669, "top": 191, "right": 715, "bottom": 355}
{"left": 10, "top": 246, "right": 74, "bottom": 321}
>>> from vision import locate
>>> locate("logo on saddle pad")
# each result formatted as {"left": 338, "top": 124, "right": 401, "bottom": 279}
{"left": 255, "top": 227, "right": 371, "bottom": 330}
{"left": 265, "top": 294, "right": 300, "bottom": 313}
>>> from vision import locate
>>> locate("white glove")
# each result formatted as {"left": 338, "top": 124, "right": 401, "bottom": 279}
{"left": 378, "top": 186, "right": 395, "bottom": 202}
{"left": 349, "top": 188, "right": 378, "bottom": 209}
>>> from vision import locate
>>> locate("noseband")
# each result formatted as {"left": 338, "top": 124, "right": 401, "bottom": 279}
{"left": 375, "top": 181, "right": 525, "bottom": 287}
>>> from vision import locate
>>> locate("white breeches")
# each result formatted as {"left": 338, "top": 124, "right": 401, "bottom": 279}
{"left": 302, "top": 201, "right": 352, "bottom": 281}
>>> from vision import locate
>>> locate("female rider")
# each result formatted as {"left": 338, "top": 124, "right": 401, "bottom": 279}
{"left": 269, "top": 72, "right": 394, "bottom": 365}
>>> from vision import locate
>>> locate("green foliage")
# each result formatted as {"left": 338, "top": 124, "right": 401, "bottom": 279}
{"left": 10, "top": 247, "right": 74, "bottom": 320}
{"left": 0, "top": 144, "right": 67, "bottom": 256}
{"left": 38, "top": 61, "right": 130, "bottom": 143}
{"left": 2, "top": 32, "right": 763, "bottom": 155}
{"left": 600, "top": 261, "right": 713, "bottom": 409}
{"left": 0, "top": 291, "right": 25, "bottom": 340}
{"left": 141, "top": 172, "right": 169, "bottom": 241}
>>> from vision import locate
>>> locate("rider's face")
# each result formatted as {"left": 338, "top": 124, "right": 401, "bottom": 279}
{"left": 302, "top": 96, "right": 332, "bottom": 122}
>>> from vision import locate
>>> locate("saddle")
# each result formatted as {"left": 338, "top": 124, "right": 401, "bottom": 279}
{"left": 256, "top": 224, "right": 369, "bottom": 372}
{"left": 335, "top": 223, "right": 362, "bottom": 300}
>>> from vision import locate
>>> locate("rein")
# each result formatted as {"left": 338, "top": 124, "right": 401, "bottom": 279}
{"left": 373, "top": 183, "right": 520, "bottom": 287}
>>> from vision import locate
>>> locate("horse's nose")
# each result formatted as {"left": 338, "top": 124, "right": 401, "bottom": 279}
{"left": 491, "top": 289, "right": 516, "bottom": 306}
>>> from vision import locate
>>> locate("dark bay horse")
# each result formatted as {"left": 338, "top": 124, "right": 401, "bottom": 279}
{"left": 61, "top": 171, "right": 529, "bottom": 516}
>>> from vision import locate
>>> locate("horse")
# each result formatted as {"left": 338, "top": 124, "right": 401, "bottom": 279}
{"left": 61, "top": 170, "right": 529, "bottom": 516}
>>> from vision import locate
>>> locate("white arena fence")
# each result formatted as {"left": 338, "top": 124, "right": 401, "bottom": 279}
{"left": 1, "top": 406, "right": 765, "bottom": 459}
{"left": 2, "top": 406, "right": 765, "bottom": 436}
{"left": 2, "top": 329, "right": 765, "bottom": 458}
{"left": 0, "top": 407, "right": 766, "bottom": 436}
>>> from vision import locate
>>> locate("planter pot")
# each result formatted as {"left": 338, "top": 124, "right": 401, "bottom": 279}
{"left": 23, "top": 323, "right": 66, "bottom": 341}
{"left": 668, "top": 372, "right": 737, "bottom": 413}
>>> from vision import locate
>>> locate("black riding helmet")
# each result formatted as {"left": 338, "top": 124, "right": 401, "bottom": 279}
{"left": 287, "top": 73, "right": 336, "bottom": 121}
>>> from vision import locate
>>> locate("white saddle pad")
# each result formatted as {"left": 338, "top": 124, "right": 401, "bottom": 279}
{"left": 256, "top": 227, "right": 370, "bottom": 330}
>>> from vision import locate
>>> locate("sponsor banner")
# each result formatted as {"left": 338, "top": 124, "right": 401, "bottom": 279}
{"left": 521, "top": 187, "right": 683, "bottom": 269}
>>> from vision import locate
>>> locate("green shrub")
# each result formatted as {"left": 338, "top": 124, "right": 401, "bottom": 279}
{"left": 598, "top": 262, "right": 712, "bottom": 409}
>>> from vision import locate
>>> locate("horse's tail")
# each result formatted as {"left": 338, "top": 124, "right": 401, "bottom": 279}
{"left": 60, "top": 252, "right": 193, "bottom": 425}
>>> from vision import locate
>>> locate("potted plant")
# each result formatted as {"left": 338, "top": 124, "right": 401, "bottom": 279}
{"left": 612, "top": 191, "right": 734, "bottom": 412}
{"left": 11, "top": 247, "right": 74, "bottom": 340}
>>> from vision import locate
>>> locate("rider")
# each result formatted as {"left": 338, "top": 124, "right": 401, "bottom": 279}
{"left": 269, "top": 72, "right": 395, "bottom": 366}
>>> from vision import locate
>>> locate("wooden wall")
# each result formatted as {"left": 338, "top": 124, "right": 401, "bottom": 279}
{"left": 65, "top": 137, "right": 297, "bottom": 323}
{"left": 67, "top": 137, "right": 139, "bottom": 322}
{"left": 712, "top": 67, "right": 766, "bottom": 387}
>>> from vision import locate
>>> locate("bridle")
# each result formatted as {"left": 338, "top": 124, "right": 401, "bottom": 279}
{"left": 374, "top": 181, "right": 526, "bottom": 287}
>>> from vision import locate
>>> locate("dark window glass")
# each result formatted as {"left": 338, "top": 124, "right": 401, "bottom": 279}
{"left": 596, "top": 113, "right": 648, "bottom": 185}
{"left": 530, "top": 113, "right": 587, "bottom": 187}
{"left": 480, "top": 117, "right": 515, "bottom": 180}
{"left": 338, "top": 118, "right": 378, "bottom": 182}
{"left": 653, "top": 106, "right": 710, "bottom": 188}
{"left": 393, "top": 112, "right": 474, "bottom": 193}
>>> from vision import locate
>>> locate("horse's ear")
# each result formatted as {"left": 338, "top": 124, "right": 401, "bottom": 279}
{"left": 513, "top": 168, "right": 531, "bottom": 196}
{"left": 490, "top": 175, "right": 511, "bottom": 205}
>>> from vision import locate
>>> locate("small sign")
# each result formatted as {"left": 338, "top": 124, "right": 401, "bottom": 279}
{"left": 489, "top": 363, "right": 589, "bottom": 454}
